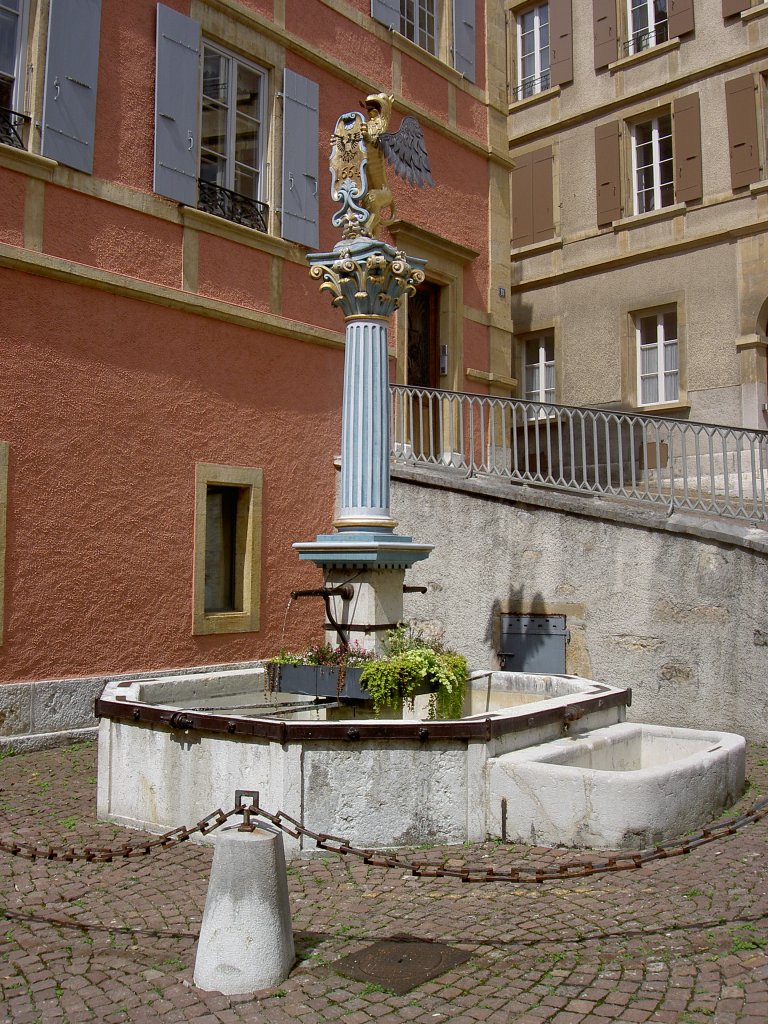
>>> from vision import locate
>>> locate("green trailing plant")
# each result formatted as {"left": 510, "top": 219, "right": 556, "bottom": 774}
{"left": 359, "top": 624, "right": 468, "bottom": 719}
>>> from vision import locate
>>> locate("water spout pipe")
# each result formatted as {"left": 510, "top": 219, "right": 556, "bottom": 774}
{"left": 289, "top": 585, "right": 354, "bottom": 647}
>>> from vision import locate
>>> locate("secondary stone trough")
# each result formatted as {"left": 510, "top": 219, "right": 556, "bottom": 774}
{"left": 95, "top": 668, "right": 745, "bottom": 854}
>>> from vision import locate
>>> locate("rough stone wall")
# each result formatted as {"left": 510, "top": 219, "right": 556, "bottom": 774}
{"left": 392, "top": 467, "right": 768, "bottom": 742}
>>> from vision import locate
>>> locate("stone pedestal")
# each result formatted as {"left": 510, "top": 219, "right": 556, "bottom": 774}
{"left": 193, "top": 825, "right": 294, "bottom": 995}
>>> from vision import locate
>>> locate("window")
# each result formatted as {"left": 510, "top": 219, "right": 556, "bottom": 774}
{"left": 193, "top": 464, "right": 263, "bottom": 635}
{"left": 401, "top": 0, "right": 438, "bottom": 54}
{"left": 517, "top": 3, "right": 549, "bottom": 99}
{"left": 371, "top": 0, "right": 476, "bottom": 82}
{"left": 636, "top": 308, "right": 679, "bottom": 406}
{"left": 524, "top": 334, "right": 555, "bottom": 404}
{"left": 632, "top": 113, "right": 673, "bottom": 214}
{"left": 198, "top": 42, "right": 269, "bottom": 232}
{"left": 0, "top": 0, "right": 27, "bottom": 148}
{"left": 626, "top": 0, "right": 668, "bottom": 55}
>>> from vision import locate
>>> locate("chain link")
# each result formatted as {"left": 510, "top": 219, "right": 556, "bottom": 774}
{"left": 1, "top": 795, "right": 767, "bottom": 883}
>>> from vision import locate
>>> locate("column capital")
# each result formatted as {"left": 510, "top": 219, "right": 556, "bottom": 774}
{"left": 308, "top": 237, "right": 426, "bottom": 320}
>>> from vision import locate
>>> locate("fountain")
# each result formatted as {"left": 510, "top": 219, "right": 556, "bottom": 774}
{"left": 96, "top": 95, "right": 745, "bottom": 855}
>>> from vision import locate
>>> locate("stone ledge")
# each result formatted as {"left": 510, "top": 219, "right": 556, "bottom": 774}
{"left": 391, "top": 463, "right": 768, "bottom": 555}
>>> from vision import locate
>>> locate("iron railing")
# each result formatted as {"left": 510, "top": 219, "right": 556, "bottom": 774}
{"left": 390, "top": 385, "right": 768, "bottom": 524}
{"left": 0, "top": 107, "right": 29, "bottom": 150}
{"left": 623, "top": 23, "right": 669, "bottom": 56}
{"left": 197, "top": 180, "right": 268, "bottom": 233}
{"left": 512, "top": 71, "right": 551, "bottom": 102}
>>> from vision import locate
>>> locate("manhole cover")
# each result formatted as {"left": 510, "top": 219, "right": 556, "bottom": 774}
{"left": 333, "top": 936, "right": 472, "bottom": 994}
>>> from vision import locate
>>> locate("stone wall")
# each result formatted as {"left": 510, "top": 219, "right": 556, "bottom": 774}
{"left": 392, "top": 466, "right": 768, "bottom": 742}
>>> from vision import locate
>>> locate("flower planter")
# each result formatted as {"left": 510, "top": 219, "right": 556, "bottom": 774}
{"left": 271, "top": 664, "right": 368, "bottom": 701}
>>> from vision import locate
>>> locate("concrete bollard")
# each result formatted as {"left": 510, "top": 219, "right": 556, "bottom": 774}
{"left": 193, "top": 824, "right": 295, "bottom": 994}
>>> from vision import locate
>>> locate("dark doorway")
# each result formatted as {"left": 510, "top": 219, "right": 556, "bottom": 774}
{"left": 407, "top": 280, "right": 441, "bottom": 389}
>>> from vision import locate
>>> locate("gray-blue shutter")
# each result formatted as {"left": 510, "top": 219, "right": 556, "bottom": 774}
{"left": 452, "top": 0, "right": 476, "bottom": 82}
{"left": 153, "top": 4, "right": 201, "bottom": 206}
{"left": 371, "top": 0, "right": 400, "bottom": 30}
{"left": 41, "top": 0, "right": 102, "bottom": 173}
{"left": 281, "top": 69, "right": 319, "bottom": 248}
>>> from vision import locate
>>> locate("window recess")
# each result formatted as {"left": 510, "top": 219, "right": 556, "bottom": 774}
{"left": 593, "top": 0, "right": 693, "bottom": 70}
{"left": 636, "top": 307, "right": 679, "bottom": 407}
{"left": 371, "top": 0, "right": 476, "bottom": 82}
{"left": 0, "top": 0, "right": 29, "bottom": 149}
{"left": 153, "top": 3, "right": 319, "bottom": 246}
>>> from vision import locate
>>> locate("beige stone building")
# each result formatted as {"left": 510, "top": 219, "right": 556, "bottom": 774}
{"left": 505, "top": 0, "right": 768, "bottom": 430}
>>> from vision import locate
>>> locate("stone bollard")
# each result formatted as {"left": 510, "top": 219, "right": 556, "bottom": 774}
{"left": 193, "top": 824, "right": 295, "bottom": 994}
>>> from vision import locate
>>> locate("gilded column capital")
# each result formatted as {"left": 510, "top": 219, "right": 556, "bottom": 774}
{"left": 308, "top": 238, "right": 426, "bottom": 320}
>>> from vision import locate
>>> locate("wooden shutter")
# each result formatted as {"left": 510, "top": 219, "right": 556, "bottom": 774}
{"left": 153, "top": 4, "right": 201, "bottom": 205}
{"left": 41, "top": 0, "right": 102, "bottom": 173}
{"left": 673, "top": 94, "right": 702, "bottom": 202}
{"left": 549, "top": 0, "right": 573, "bottom": 87}
{"left": 593, "top": 0, "right": 617, "bottom": 70}
{"left": 371, "top": 0, "right": 400, "bottom": 29}
{"left": 282, "top": 69, "right": 319, "bottom": 248}
{"left": 725, "top": 75, "right": 761, "bottom": 189}
{"left": 512, "top": 152, "right": 534, "bottom": 248}
{"left": 533, "top": 148, "right": 554, "bottom": 242}
{"left": 453, "top": 0, "right": 476, "bottom": 82}
{"left": 512, "top": 148, "right": 554, "bottom": 248}
{"left": 722, "top": 0, "right": 749, "bottom": 17}
{"left": 668, "top": 0, "right": 695, "bottom": 38}
{"left": 595, "top": 121, "right": 621, "bottom": 226}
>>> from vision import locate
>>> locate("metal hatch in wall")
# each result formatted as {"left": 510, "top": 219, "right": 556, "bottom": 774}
{"left": 499, "top": 614, "right": 569, "bottom": 673}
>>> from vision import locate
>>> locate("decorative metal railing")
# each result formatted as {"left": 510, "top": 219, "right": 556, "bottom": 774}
{"left": 197, "top": 180, "right": 268, "bottom": 233}
{"left": 0, "top": 107, "right": 29, "bottom": 150}
{"left": 623, "top": 23, "right": 669, "bottom": 56}
{"left": 390, "top": 385, "right": 768, "bottom": 524}
{"left": 512, "top": 71, "right": 551, "bottom": 102}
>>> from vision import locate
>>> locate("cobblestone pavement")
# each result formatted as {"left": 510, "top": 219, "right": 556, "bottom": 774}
{"left": 1, "top": 741, "right": 768, "bottom": 1024}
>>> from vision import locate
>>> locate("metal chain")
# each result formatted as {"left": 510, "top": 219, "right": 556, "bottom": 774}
{"left": 244, "top": 794, "right": 768, "bottom": 884}
{"left": 1, "top": 794, "right": 767, "bottom": 883}
{"left": 0, "top": 806, "right": 239, "bottom": 863}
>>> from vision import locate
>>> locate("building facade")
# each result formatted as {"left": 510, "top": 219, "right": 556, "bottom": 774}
{"left": 507, "top": 0, "right": 768, "bottom": 430}
{"left": 0, "top": 0, "right": 509, "bottom": 743}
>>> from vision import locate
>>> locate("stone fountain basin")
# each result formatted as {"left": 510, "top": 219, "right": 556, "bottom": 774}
{"left": 487, "top": 722, "right": 746, "bottom": 849}
{"left": 96, "top": 668, "right": 629, "bottom": 854}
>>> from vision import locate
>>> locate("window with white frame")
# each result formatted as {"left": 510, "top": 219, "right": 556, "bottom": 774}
{"left": 627, "top": 0, "right": 668, "bottom": 55}
{"left": 0, "top": 0, "right": 28, "bottom": 147}
{"left": 400, "top": 0, "right": 438, "bottom": 55}
{"left": 636, "top": 308, "right": 678, "bottom": 406}
{"left": 517, "top": 3, "right": 549, "bottom": 100}
{"left": 198, "top": 42, "right": 269, "bottom": 231}
{"left": 632, "top": 112, "right": 673, "bottom": 214}
{"left": 524, "top": 333, "right": 555, "bottom": 405}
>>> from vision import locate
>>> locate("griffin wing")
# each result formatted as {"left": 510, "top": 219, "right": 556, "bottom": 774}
{"left": 377, "top": 116, "right": 435, "bottom": 188}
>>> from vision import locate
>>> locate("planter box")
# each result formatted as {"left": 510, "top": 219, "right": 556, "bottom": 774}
{"left": 271, "top": 664, "right": 369, "bottom": 701}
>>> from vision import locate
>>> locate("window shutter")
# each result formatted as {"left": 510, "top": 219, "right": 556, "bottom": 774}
{"left": 549, "top": 0, "right": 573, "bottom": 88}
{"left": 725, "top": 75, "right": 761, "bottom": 189}
{"left": 595, "top": 121, "right": 621, "bottom": 226}
{"left": 282, "top": 69, "right": 319, "bottom": 248}
{"left": 722, "top": 0, "right": 749, "bottom": 16}
{"left": 512, "top": 151, "right": 534, "bottom": 248}
{"left": 668, "top": 0, "right": 695, "bottom": 38}
{"left": 371, "top": 0, "right": 400, "bottom": 29}
{"left": 673, "top": 93, "right": 702, "bottom": 203}
{"left": 452, "top": 0, "right": 476, "bottom": 82}
{"left": 593, "top": 0, "right": 617, "bottom": 70}
{"left": 153, "top": 4, "right": 201, "bottom": 206}
{"left": 532, "top": 147, "right": 555, "bottom": 242}
{"left": 41, "top": 0, "right": 102, "bottom": 173}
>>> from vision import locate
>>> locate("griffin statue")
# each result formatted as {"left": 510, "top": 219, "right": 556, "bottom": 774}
{"left": 329, "top": 93, "right": 434, "bottom": 239}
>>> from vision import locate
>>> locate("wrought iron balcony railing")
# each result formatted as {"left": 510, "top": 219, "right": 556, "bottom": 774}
{"left": 391, "top": 384, "right": 768, "bottom": 525}
{"left": 197, "top": 180, "right": 268, "bottom": 233}
{"left": 623, "top": 23, "right": 669, "bottom": 56}
{"left": 0, "top": 107, "right": 29, "bottom": 150}
{"left": 512, "top": 71, "right": 551, "bottom": 102}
